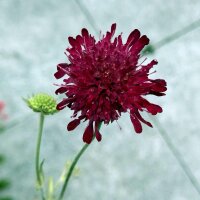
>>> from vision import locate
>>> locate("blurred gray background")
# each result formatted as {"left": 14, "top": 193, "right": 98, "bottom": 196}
{"left": 0, "top": 0, "right": 200, "bottom": 199}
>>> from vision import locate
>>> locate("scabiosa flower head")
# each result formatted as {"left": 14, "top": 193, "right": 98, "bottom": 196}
{"left": 55, "top": 24, "right": 167, "bottom": 144}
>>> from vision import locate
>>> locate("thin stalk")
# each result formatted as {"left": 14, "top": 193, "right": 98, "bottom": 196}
{"left": 143, "top": 18, "right": 200, "bottom": 54}
{"left": 36, "top": 113, "right": 45, "bottom": 200}
{"left": 152, "top": 117, "right": 200, "bottom": 196}
{"left": 154, "top": 18, "right": 200, "bottom": 49}
{"left": 74, "top": 0, "right": 99, "bottom": 34}
{"left": 58, "top": 123, "right": 102, "bottom": 200}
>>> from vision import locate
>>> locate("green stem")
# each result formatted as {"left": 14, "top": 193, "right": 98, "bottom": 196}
{"left": 155, "top": 18, "right": 200, "bottom": 49}
{"left": 58, "top": 123, "right": 102, "bottom": 200}
{"left": 36, "top": 113, "right": 45, "bottom": 199}
{"left": 143, "top": 18, "right": 200, "bottom": 54}
{"left": 58, "top": 143, "right": 89, "bottom": 200}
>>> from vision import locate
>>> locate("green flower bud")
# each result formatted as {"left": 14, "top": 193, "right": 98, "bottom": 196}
{"left": 25, "top": 93, "right": 57, "bottom": 115}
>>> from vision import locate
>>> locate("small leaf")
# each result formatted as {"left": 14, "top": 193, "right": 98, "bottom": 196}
{"left": 0, "top": 179, "right": 11, "bottom": 191}
{"left": 39, "top": 159, "right": 45, "bottom": 185}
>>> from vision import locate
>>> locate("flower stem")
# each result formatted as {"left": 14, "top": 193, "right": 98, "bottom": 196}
{"left": 36, "top": 113, "right": 45, "bottom": 199}
{"left": 143, "top": 18, "right": 200, "bottom": 54}
{"left": 58, "top": 123, "right": 102, "bottom": 200}
{"left": 58, "top": 143, "right": 89, "bottom": 200}
{"left": 155, "top": 18, "right": 200, "bottom": 49}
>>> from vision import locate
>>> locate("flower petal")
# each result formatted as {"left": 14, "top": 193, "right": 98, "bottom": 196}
{"left": 67, "top": 119, "right": 80, "bottom": 131}
{"left": 110, "top": 23, "right": 116, "bottom": 36}
{"left": 140, "top": 35, "right": 149, "bottom": 46}
{"left": 95, "top": 122, "right": 102, "bottom": 142}
{"left": 95, "top": 129, "right": 102, "bottom": 142}
{"left": 146, "top": 103, "right": 162, "bottom": 115}
{"left": 134, "top": 109, "right": 153, "bottom": 127}
{"left": 54, "top": 70, "right": 65, "bottom": 79}
{"left": 82, "top": 28, "right": 89, "bottom": 37}
{"left": 130, "top": 114, "right": 142, "bottom": 133}
{"left": 149, "top": 91, "right": 166, "bottom": 96}
{"left": 83, "top": 122, "right": 94, "bottom": 144}
{"left": 76, "top": 35, "right": 83, "bottom": 44}
{"left": 55, "top": 87, "right": 68, "bottom": 95}
{"left": 54, "top": 63, "right": 69, "bottom": 79}
{"left": 56, "top": 99, "right": 70, "bottom": 110}
{"left": 131, "top": 35, "right": 149, "bottom": 54}
{"left": 126, "top": 29, "right": 140, "bottom": 47}
{"left": 68, "top": 37, "right": 76, "bottom": 47}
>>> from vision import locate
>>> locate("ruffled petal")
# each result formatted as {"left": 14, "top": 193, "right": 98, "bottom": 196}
{"left": 67, "top": 119, "right": 80, "bottom": 131}
{"left": 56, "top": 99, "right": 70, "bottom": 110}
{"left": 130, "top": 35, "right": 149, "bottom": 54}
{"left": 54, "top": 63, "right": 69, "bottom": 79}
{"left": 145, "top": 103, "right": 162, "bottom": 115}
{"left": 68, "top": 37, "right": 76, "bottom": 46}
{"left": 54, "top": 70, "right": 65, "bottom": 79}
{"left": 81, "top": 28, "right": 89, "bottom": 37}
{"left": 126, "top": 29, "right": 140, "bottom": 47}
{"left": 55, "top": 87, "right": 68, "bottom": 95}
{"left": 83, "top": 122, "right": 94, "bottom": 144}
{"left": 149, "top": 91, "right": 166, "bottom": 96}
{"left": 130, "top": 113, "right": 142, "bottom": 133}
{"left": 95, "top": 121, "right": 102, "bottom": 142}
{"left": 134, "top": 109, "right": 153, "bottom": 127}
{"left": 110, "top": 23, "right": 116, "bottom": 37}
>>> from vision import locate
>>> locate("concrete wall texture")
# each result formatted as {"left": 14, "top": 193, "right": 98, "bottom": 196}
{"left": 0, "top": 0, "right": 200, "bottom": 199}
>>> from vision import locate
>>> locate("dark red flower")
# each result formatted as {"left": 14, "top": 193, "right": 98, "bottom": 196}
{"left": 55, "top": 24, "right": 167, "bottom": 144}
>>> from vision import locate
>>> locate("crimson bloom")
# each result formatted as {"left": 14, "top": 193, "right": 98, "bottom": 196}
{"left": 55, "top": 24, "right": 167, "bottom": 144}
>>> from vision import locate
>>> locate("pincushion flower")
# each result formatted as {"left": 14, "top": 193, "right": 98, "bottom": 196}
{"left": 55, "top": 23, "right": 167, "bottom": 144}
